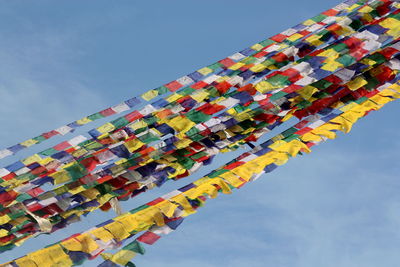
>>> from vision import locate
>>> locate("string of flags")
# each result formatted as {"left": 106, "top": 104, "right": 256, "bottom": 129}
{"left": 3, "top": 82, "right": 399, "bottom": 267}
{"left": 0, "top": 46, "right": 399, "bottom": 251}
{"left": 0, "top": 0, "right": 399, "bottom": 266}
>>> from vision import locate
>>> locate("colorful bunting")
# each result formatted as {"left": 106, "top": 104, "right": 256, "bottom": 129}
{"left": 0, "top": 0, "right": 399, "bottom": 266}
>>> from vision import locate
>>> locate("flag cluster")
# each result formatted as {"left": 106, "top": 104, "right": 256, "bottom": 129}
{"left": 1, "top": 0, "right": 399, "bottom": 266}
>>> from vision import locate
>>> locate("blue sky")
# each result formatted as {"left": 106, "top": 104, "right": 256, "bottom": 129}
{"left": 0, "top": 0, "right": 399, "bottom": 266}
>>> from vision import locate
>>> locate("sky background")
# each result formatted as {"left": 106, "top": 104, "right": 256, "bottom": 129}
{"left": 0, "top": 0, "right": 399, "bottom": 266}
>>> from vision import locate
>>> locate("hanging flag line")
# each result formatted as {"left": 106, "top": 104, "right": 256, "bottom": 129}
{"left": 2, "top": 82, "right": 398, "bottom": 267}
{"left": 0, "top": 0, "right": 399, "bottom": 263}
{"left": 0, "top": 2, "right": 399, "bottom": 251}
{"left": 0, "top": 57, "right": 399, "bottom": 253}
